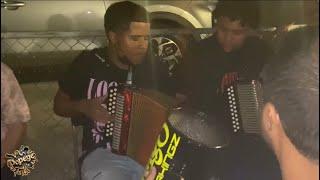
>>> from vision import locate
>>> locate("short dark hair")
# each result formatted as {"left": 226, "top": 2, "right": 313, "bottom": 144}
{"left": 261, "top": 27, "right": 319, "bottom": 163}
{"left": 104, "top": 1, "right": 149, "bottom": 34}
{"left": 212, "top": 0, "right": 260, "bottom": 29}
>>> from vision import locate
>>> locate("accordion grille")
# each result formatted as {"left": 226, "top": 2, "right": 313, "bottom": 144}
{"left": 112, "top": 94, "right": 125, "bottom": 150}
{"left": 237, "top": 81, "right": 263, "bottom": 133}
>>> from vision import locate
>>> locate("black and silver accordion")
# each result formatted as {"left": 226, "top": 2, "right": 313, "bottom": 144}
{"left": 110, "top": 85, "right": 175, "bottom": 166}
{"left": 223, "top": 80, "right": 264, "bottom": 134}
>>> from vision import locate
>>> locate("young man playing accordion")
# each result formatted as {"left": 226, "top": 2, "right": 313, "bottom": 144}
{"left": 53, "top": 1, "right": 173, "bottom": 180}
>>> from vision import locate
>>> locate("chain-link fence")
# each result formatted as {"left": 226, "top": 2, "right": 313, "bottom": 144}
{"left": 2, "top": 32, "right": 107, "bottom": 83}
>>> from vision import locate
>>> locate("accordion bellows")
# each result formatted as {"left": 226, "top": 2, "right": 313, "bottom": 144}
{"left": 112, "top": 88, "right": 176, "bottom": 166}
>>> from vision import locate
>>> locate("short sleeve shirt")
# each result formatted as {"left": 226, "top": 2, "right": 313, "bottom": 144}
{"left": 1, "top": 62, "right": 31, "bottom": 142}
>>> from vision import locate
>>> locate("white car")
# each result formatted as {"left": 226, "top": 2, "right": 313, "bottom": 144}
{"left": 1, "top": 0, "right": 317, "bottom": 82}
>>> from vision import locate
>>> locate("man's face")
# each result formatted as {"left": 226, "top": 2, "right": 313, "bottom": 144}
{"left": 114, "top": 22, "right": 150, "bottom": 65}
{"left": 216, "top": 16, "right": 249, "bottom": 52}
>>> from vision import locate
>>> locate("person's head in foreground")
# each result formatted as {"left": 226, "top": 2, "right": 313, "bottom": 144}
{"left": 212, "top": 0, "right": 260, "bottom": 52}
{"left": 104, "top": 0, "right": 150, "bottom": 67}
{"left": 260, "top": 26, "right": 319, "bottom": 180}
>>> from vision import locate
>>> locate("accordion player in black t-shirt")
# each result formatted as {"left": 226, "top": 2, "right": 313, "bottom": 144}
{"left": 53, "top": 2, "right": 175, "bottom": 180}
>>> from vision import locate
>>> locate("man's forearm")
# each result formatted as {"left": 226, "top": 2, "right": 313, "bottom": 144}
{"left": 1, "top": 122, "right": 27, "bottom": 159}
{"left": 53, "top": 90, "right": 87, "bottom": 118}
{"left": 54, "top": 100, "right": 85, "bottom": 118}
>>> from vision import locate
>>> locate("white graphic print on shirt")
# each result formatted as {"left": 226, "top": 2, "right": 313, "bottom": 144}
{"left": 87, "top": 78, "right": 119, "bottom": 148}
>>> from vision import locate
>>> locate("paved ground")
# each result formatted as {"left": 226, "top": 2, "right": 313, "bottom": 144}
{"left": 20, "top": 81, "right": 78, "bottom": 180}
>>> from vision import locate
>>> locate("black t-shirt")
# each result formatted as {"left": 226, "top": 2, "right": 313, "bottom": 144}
{"left": 59, "top": 47, "right": 172, "bottom": 152}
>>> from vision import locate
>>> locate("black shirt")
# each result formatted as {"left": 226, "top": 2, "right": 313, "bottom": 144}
{"left": 59, "top": 47, "right": 172, "bottom": 152}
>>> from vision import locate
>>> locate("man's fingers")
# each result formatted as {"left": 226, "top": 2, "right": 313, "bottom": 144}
{"left": 95, "top": 95, "right": 108, "bottom": 103}
{"left": 227, "top": 73, "right": 232, "bottom": 86}
{"left": 221, "top": 75, "right": 226, "bottom": 93}
{"left": 91, "top": 106, "right": 113, "bottom": 124}
{"left": 144, "top": 167, "right": 157, "bottom": 180}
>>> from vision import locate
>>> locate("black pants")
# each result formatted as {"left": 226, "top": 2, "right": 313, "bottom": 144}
{"left": 1, "top": 166, "right": 20, "bottom": 180}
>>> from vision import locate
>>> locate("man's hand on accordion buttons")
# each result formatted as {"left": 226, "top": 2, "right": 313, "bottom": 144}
{"left": 220, "top": 72, "right": 239, "bottom": 94}
{"left": 80, "top": 95, "right": 113, "bottom": 124}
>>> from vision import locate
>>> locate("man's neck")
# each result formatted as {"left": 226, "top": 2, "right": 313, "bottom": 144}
{"left": 107, "top": 47, "right": 129, "bottom": 70}
{"left": 278, "top": 136, "right": 319, "bottom": 180}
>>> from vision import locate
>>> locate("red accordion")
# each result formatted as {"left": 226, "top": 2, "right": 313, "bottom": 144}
{"left": 111, "top": 86, "right": 174, "bottom": 166}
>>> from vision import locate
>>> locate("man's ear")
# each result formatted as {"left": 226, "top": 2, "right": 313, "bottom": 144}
{"left": 262, "top": 102, "right": 281, "bottom": 132}
{"left": 247, "top": 28, "right": 261, "bottom": 38}
{"left": 107, "top": 31, "right": 117, "bottom": 45}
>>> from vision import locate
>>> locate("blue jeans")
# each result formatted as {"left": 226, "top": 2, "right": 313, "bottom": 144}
{"left": 81, "top": 148, "right": 145, "bottom": 180}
